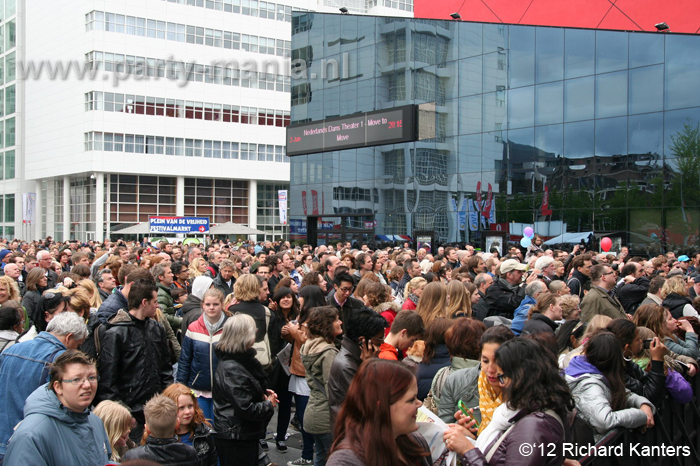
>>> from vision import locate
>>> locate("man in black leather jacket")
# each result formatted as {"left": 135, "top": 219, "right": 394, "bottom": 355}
{"left": 96, "top": 279, "right": 174, "bottom": 442}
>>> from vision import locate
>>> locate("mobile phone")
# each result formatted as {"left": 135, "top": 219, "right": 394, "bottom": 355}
{"left": 457, "top": 400, "right": 480, "bottom": 430}
{"left": 642, "top": 338, "right": 653, "bottom": 349}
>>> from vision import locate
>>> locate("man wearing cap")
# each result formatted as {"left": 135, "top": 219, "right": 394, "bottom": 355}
{"left": 484, "top": 259, "right": 531, "bottom": 319}
{"left": 677, "top": 255, "right": 691, "bottom": 276}
{"left": 0, "top": 249, "right": 11, "bottom": 274}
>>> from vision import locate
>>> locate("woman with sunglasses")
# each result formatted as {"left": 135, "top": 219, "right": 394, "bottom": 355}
{"left": 443, "top": 338, "right": 574, "bottom": 465}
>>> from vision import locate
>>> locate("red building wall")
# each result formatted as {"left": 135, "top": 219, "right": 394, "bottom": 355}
{"left": 414, "top": 0, "right": 700, "bottom": 34}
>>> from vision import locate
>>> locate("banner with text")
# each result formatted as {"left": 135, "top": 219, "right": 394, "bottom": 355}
{"left": 22, "top": 193, "right": 36, "bottom": 224}
{"left": 278, "top": 190, "right": 288, "bottom": 225}
{"left": 149, "top": 217, "right": 210, "bottom": 234}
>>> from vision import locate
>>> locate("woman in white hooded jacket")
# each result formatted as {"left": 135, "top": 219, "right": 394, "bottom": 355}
{"left": 565, "top": 331, "right": 655, "bottom": 441}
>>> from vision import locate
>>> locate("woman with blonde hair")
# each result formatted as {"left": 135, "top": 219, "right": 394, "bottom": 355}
{"left": 446, "top": 280, "right": 472, "bottom": 318}
{"left": 189, "top": 257, "right": 209, "bottom": 279}
{"left": 661, "top": 276, "right": 698, "bottom": 318}
{"left": 94, "top": 400, "right": 133, "bottom": 462}
{"left": 558, "top": 294, "right": 581, "bottom": 320}
{"left": 559, "top": 314, "right": 612, "bottom": 369}
{"left": 415, "top": 281, "right": 447, "bottom": 327}
{"left": 0, "top": 276, "right": 19, "bottom": 305}
{"left": 77, "top": 279, "right": 102, "bottom": 312}
{"left": 67, "top": 286, "right": 92, "bottom": 320}
{"left": 402, "top": 277, "right": 427, "bottom": 311}
{"left": 405, "top": 282, "right": 448, "bottom": 368}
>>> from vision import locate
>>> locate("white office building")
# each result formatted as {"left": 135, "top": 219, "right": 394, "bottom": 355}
{"left": 1, "top": 0, "right": 411, "bottom": 242}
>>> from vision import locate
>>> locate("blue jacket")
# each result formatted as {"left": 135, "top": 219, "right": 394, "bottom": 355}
{"left": 3, "top": 384, "right": 111, "bottom": 466}
{"left": 0, "top": 332, "right": 67, "bottom": 458}
{"left": 96, "top": 287, "right": 128, "bottom": 324}
{"left": 510, "top": 295, "right": 537, "bottom": 336}
{"left": 416, "top": 344, "right": 451, "bottom": 401}
{"left": 177, "top": 315, "right": 226, "bottom": 391}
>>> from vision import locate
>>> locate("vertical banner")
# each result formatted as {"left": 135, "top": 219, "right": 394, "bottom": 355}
{"left": 459, "top": 198, "right": 468, "bottom": 231}
{"left": 302, "top": 191, "right": 308, "bottom": 216}
{"left": 482, "top": 184, "right": 493, "bottom": 218}
{"left": 541, "top": 185, "right": 553, "bottom": 216}
{"left": 468, "top": 200, "right": 479, "bottom": 231}
{"left": 278, "top": 190, "right": 288, "bottom": 225}
{"left": 311, "top": 190, "right": 319, "bottom": 215}
{"left": 22, "top": 193, "right": 36, "bottom": 224}
{"left": 450, "top": 197, "right": 458, "bottom": 231}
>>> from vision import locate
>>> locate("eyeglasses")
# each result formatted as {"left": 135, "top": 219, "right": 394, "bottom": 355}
{"left": 62, "top": 376, "right": 99, "bottom": 385}
{"left": 496, "top": 374, "right": 506, "bottom": 385}
{"left": 338, "top": 287, "right": 353, "bottom": 293}
{"left": 369, "top": 337, "right": 384, "bottom": 345}
{"left": 603, "top": 271, "right": 615, "bottom": 276}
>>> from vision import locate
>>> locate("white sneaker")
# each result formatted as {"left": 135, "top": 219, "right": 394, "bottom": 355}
{"left": 287, "top": 458, "right": 313, "bottom": 466}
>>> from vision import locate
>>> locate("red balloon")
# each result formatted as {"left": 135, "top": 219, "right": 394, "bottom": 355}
{"left": 601, "top": 237, "right": 612, "bottom": 252}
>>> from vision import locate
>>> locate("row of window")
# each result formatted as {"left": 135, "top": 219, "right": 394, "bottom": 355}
{"left": 85, "top": 91, "right": 291, "bottom": 127}
{"left": 85, "top": 132, "right": 290, "bottom": 162}
{"left": 382, "top": 0, "right": 413, "bottom": 11}
{"left": 85, "top": 11, "right": 292, "bottom": 58}
{"left": 161, "top": 0, "right": 298, "bottom": 23}
{"left": 0, "top": 194, "right": 14, "bottom": 223}
{"left": 0, "top": 21, "right": 16, "bottom": 55}
{"left": 0, "top": 150, "right": 15, "bottom": 180}
{"left": 85, "top": 51, "right": 291, "bottom": 91}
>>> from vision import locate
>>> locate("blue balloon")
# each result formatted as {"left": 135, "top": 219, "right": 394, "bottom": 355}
{"left": 520, "top": 237, "right": 531, "bottom": 248}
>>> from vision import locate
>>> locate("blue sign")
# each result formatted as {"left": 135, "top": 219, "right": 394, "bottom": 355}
{"left": 149, "top": 216, "right": 210, "bottom": 234}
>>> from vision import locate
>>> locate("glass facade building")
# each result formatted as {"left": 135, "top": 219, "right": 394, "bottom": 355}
{"left": 289, "top": 13, "right": 700, "bottom": 253}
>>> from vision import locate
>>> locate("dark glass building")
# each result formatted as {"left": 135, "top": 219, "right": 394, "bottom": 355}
{"left": 288, "top": 13, "right": 700, "bottom": 254}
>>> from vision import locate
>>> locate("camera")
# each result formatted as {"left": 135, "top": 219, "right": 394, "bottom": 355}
{"left": 537, "top": 273, "right": 544, "bottom": 279}
{"left": 642, "top": 338, "right": 653, "bottom": 349}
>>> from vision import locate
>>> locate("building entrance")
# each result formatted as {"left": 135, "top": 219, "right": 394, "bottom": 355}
{"left": 307, "top": 215, "right": 375, "bottom": 248}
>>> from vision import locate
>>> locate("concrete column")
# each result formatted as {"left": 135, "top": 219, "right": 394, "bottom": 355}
{"left": 95, "top": 172, "right": 104, "bottom": 242}
{"left": 176, "top": 176, "right": 185, "bottom": 216}
{"left": 63, "top": 176, "right": 70, "bottom": 241}
{"left": 248, "top": 180, "right": 257, "bottom": 241}
{"left": 34, "top": 180, "right": 42, "bottom": 240}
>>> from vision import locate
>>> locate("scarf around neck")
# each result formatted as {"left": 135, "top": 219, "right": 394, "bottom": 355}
{"left": 475, "top": 402, "right": 519, "bottom": 452}
{"left": 204, "top": 312, "right": 226, "bottom": 336}
{"left": 477, "top": 369, "right": 503, "bottom": 435}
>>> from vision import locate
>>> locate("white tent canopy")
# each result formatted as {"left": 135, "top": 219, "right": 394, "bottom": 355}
{"left": 112, "top": 221, "right": 266, "bottom": 236}
{"left": 208, "top": 222, "right": 267, "bottom": 235}
{"left": 543, "top": 231, "right": 593, "bottom": 245}
{"left": 111, "top": 222, "right": 151, "bottom": 234}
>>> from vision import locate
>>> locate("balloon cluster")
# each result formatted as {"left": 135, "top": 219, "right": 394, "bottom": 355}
{"left": 521, "top": 227, "right": 534, "bottom": 248}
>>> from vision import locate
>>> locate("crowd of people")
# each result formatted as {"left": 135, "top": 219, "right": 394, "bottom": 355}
{"left": 0, "top": 234, "right": 697, "bottom": 466}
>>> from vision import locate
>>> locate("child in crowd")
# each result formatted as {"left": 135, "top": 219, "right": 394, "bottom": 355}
{"left": 122, "top": 395, "right": 199, "bottom": 466}
{"left": 94, "top": 400, "right": 134, "bottom": 463}
{"left": 163, "top": 383, "right": 218, "bottom": 466}
{"left": 378, "top": 310, "right": 425, "bottom": 361}
{"left": 171, "top": 288, "right": 187, "bottom": 315}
